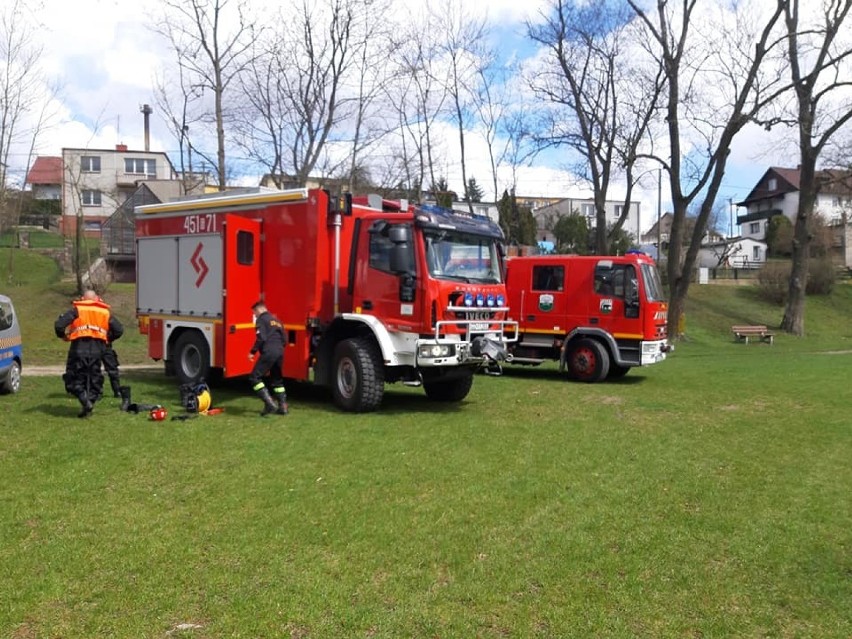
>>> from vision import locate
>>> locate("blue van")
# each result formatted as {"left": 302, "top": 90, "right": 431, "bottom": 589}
{"left": 0, "top": 294, "right": 22, "bottom": 394}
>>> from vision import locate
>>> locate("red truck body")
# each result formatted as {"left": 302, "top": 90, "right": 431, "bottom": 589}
{"left": 135, "top": 188, "right": 516, "bottom": 411}
{"left": 504, "top": 252, "right": 669, "bottom": 382}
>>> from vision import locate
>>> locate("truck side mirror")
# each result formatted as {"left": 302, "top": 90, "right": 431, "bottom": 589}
{"left": 389, "top": 224, "right": 414, "bottom": 274}
{"left": 390, "top": 244, "right": 414, "bottom": 274}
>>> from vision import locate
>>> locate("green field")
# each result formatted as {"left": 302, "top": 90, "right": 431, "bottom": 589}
{"left": 1, "top": 249, "right": 851, "bottom": 637}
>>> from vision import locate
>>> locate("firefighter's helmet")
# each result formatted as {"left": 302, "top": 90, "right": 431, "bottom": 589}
{"left": 149, "top": 406, "right": 168, "bottom": 421}
{"left": 196, "top": 388, "right": 212, "bottom": 413}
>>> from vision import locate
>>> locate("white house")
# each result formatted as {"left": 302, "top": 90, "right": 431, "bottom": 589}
{"left": 698, "top": 237, "right": 768, "bottom": 269}
{"left": 736, "top": 166, "right": 852, "bottom": 268}
{"left": 533, "top": 197, "right": 642, "bottom": 246}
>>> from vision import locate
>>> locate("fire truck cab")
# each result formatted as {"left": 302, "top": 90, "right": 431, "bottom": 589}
{"left": 135, "top": 188, "right": 516, "bottom": 412}
{"left": 504, "top": 251, "right": 669, "bottom": 382}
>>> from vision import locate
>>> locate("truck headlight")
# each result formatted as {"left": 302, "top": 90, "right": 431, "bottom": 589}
{"left": 418, "top": 344, "right": 455, "bottom": 358}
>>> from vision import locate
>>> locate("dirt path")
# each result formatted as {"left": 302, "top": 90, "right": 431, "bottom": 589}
{"left": 24, "top": 364, "right": 160, "bottom": 377}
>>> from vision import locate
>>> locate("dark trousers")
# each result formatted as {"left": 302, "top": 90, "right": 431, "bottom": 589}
{"left": 249, "top": 348, "right": 284, "bottom": 390}
{"left": 63, "top": 339, "right": 106, "bottom": 404}
{"left": 102, "top": 344, "right": 121, "bottom": 394}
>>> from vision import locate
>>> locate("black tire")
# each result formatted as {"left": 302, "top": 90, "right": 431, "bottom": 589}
{"left": 607, "top": 364, "right": 631, "bottom": 379}
{"left": 332, "top": 337, "right": 384, "bottom": 412}
{"left": 423, "top": 372, "right": 474, "bottom": 402}
{"left": 172, "top": 331, "right": 211, "bottom": 386}
{"left": 566, "top": 338, "right": 610, "bottom": 383}
{"left": 0, "top": 360, "right": 21, "bottom": 394}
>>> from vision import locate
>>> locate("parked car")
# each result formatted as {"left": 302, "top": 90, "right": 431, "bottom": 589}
{"left": 0, "top": 294, "right": 22, "bottom": 394}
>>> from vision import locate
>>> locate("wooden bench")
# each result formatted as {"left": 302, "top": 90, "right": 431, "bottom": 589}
{"left": 731, "top": 325, "right": 775, "bottom": 345}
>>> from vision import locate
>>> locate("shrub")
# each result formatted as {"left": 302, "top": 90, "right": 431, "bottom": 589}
{"left": 806, "top": 255, "right": 836, "bottom": 295}
{"left": 756, "top": 256, "right": 836, "bottom": 304}
{"left": 757, "top": 261, "right": 790, "bottom": 304}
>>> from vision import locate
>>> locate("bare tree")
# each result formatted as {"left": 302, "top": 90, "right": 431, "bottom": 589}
{"left": 776, "top": 0, "right": 852, "bottom": 335}
{"left": 628, "top": 0, "right": 788, "bottom": 340}
{"left": 528, "top": 0, "right": 664, "bottom": 255}
{"left": 388, "top": 10, "right": 451, "bottom": 201}
{"left": 236, "top": 0, "right": 359, "bottom": 187}
{"left": 431, "top": 0, "right": 490, "bottom": 214}
{"left": 473, "top": 62, "right": 511, "bottom": 204}
{"left": 155, "top": 0, "right": 255, "bottom": 190}
{"left": 0, "top": 0, "right": 58, "bottom": 279}
{"left": 154, "top": 62, "right": 206, "bottom": 194}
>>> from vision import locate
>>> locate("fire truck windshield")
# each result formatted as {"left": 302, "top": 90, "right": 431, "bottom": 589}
{"left": 424, "top": 231, "right": 503, "bottom": 283}
{"left": 641, "top": 263, "right": 665, "bottom": 301}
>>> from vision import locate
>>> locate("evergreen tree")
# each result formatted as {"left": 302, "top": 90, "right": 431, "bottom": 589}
{"left": 464, "top": 177, "right": 485, "bottom": 203}
{"left": 553, "top": 213, "right": 589, "bottom": 254}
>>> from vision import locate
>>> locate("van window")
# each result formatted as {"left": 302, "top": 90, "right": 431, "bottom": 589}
{"left": 0, "top": 300, "right": 12, "bottom": 331}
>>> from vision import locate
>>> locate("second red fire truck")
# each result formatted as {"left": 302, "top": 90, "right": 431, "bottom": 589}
{"left": 503, "top": 251, "right": 669, "bottom": 382}
{"left": 135, "top": 188, "right": 517, "bottom": 412}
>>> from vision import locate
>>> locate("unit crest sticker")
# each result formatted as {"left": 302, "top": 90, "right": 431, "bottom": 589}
{"left": 538, "top": 294, "right": 554, "bottom": 312}
{"left": 600, "top": 298, "right": 613, "bottom": 314}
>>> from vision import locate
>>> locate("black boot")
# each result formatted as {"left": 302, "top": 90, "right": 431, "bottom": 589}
{"left": 119, "top": 386, "right": 132, "bottom": 412}
{"left": 110, "top": 378, "right": 122, "bottom": 398}
{"left": 275, "top": 391, "right": 289, "bottom": 415}
{"left": 78, "top": 396, "right": 93, "bottom": 418}
{"left": 256, "top": 387, "right": 279, "bottom": 416}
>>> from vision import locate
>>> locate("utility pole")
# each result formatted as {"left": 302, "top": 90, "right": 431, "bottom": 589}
{"left": 729, "top": 198, "right": 734, "bottom": 237}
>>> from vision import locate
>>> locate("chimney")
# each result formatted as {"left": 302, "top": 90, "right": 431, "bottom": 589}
{"left": 140, "top": 104, "right": 153, "bottom": 151}
{"left": 116, "top": 144, "right": 128, "bottom": 152}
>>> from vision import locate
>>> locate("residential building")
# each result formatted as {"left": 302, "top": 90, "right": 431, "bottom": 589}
{"left": 59, "top": 145, "right": 177, "bottom": 237}
{"left": 25, "top": 157, "right": 63, "bottom": 201}
{"left": 736, "top": 166, "right": 852, "bottom": 268}
{"left": 534, "top": 197, "right": 642, "bottom": 247}
{"left": 698, "top": 237, "right": 768, "bottom": 269}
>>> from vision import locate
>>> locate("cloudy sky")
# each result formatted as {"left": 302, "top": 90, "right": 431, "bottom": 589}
{"left": 20, "top": 0, "right": 795, "bottom": 233}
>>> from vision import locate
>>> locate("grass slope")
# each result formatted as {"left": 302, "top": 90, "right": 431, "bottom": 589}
{"left": 1, "top": 248, "right": 850, "bottom": 637}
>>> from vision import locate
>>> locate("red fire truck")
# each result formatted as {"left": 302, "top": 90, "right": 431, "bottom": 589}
{"left": 135, "top": 188, "right": 516, "bottom": 412}
{"left": 503, "top": 251, "right": 669, "bottom": 382}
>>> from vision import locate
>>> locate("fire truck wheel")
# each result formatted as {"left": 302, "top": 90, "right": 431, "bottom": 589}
{"left": 332, "top": 337, "right": 385, "bottom": 412}
{"left": 173, "top": 331, "right": 211, "bottom": 386}
{"left": 423, "top": 372, "right": 474, "bottom": 402}
{"left": 566, "top": 338, "right": 610, "bottom": 383}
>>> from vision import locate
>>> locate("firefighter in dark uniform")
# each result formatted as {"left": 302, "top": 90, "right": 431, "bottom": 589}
{"left": 55, "top": 290, "right": 124, "bottom": 418}
{"left": 248, "top": 300, "right": 288, "bottom": 416}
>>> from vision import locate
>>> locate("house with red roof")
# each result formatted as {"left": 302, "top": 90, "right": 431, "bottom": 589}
{"left": 25, "top": 156, "right": 63, "bottom": 201}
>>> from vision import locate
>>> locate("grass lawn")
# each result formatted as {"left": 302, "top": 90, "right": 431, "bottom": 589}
{"left": 1, "top": 250, "right": 850, "bottom": 637}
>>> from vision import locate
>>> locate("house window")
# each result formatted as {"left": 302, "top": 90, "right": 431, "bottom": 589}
{"left": 615, "top": 204, "right": 624, "bottom": 219}
{"left": 82, "top": 190, "right": 102, "bottom": 206}
{"left": 768, "top": 178, "right": 777, "bottom": 190}
{"left": 752, "top": 246, "right": 760, "bottom": 261}
{"left": 81, "top": 156, "right": 101, "bottom": 173}
{"left": 749, "top": 222, "right": 760, "bottom": 234}
{"left": 124, "top": 158, "right": 157, "bottom": 176}
{"left": 581, "top": 203, "right": 595, "bottom": 217}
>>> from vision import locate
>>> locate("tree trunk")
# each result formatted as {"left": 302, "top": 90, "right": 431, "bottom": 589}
{"left": 780, "top": 157, "right": 817, "bottom": 336}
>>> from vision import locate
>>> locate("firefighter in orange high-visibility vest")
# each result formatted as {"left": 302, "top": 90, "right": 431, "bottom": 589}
{"left": 248, "top": 300, "right": 288, "bottom": 416}
{"left": 54, "top": 290, "right": 124, "bottom": 418}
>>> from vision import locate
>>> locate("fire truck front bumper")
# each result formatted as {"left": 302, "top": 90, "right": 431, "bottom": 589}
{"left": 415, "top": 334, "right": 511, "bottom": 368}
{"left": 641, "top": 339, "right": 669, "bottom": 365}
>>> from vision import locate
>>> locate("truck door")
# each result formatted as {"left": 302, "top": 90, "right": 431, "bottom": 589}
{"left": 523, "top": 263, "right": 567, "bottom": 329}
{"left": 357, "top": 221, "right": 422, "bottom": 332}
{"left": 222, "top": 215, "right": 262, "bottom": 377}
